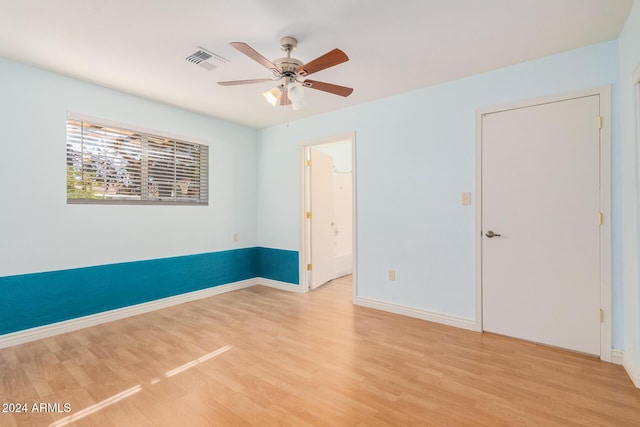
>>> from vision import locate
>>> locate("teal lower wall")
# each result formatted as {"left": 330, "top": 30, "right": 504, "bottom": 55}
{"left": 257, "top": 247, "right": 300, "bottom": 284}
{"left": 0, "top": 247, "right": 299, "bottom": 335}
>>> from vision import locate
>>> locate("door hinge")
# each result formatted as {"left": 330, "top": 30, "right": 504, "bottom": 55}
{"left": 598, "top": 212, "right": 603, "bottom": 225}
{"left": 307, "top": 264, "right": 312, "bottom": 271}
{"left": 600, "top": 309, "right": 604, "bottom": 323}
{"left": 306, "top": 211, "right": 312, "bottom": 219}
{"left": 306, "top": 159, "right": 311, "bottom": 166}
{"left": 598, "top": 116, "right": 603, "bottom": 129}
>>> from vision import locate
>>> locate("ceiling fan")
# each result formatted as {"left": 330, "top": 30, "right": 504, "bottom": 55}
{"left": 218, "top": 36, "right": 353, "bottom": 110}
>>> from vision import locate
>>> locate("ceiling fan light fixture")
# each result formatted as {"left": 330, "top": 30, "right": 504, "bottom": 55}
{"left": 291, "top": 98, "right": 306, "bottom": 111}
{"left": 263, "top": 86, "right": 281, "bottom": 106}
{"left": 287, "top": 81, "right": 304, "bottom": 103}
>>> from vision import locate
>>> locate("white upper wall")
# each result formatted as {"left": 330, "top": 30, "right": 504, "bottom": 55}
{"left": 618, "top": 0, "right": 640, "bottom": 381}
{"left": 0, "top": 58, "right": 259, "bottom": 277}
{"left": 257, "top": 41, "right": 622, "bottom": 345}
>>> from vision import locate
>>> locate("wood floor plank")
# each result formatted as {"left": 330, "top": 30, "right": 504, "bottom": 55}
{"left": 1, "top": 275, "right": 639, "bottom": 426}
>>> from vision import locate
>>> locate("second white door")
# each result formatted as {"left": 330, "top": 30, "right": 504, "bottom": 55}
{"left": 309, "top": 148, "right": 334, "bottom": 289}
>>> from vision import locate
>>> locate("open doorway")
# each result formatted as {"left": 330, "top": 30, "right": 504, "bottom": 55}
{"left": 301, "top": 133, "right": 356, "bottom": 295}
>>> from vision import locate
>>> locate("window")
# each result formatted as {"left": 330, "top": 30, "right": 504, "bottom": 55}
{"left": 66, "top": 116, "right": 208, "bottom": 205}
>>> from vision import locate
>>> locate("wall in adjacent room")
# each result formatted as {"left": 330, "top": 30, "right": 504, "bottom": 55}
{"left": 314, "top": 140, "right": 353, "bottom": 276}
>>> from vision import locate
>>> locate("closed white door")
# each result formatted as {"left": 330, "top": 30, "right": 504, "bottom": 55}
{"left": 482, "top": 95, "right": 601, "bottom": 355}
{"left": 310, "top": 148, "right": 334, "bottom": 289}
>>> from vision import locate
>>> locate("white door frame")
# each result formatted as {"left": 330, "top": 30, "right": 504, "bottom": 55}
{"left": 474, "top": 86, "right": 612, "bottom": 361}
{"left": 299, "top": 131, "right": 357, "bottom": 300}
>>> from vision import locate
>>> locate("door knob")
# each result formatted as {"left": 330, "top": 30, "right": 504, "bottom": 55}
{"left": 485, "top": 230, "right": 501, "bottom": 238}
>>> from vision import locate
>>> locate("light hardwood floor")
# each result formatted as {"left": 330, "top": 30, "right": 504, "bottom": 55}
{"left": 1, "top": 275, "right": 639, "bottom": 426}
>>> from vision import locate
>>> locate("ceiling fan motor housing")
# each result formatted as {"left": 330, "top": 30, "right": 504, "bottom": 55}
{"left": 280, "top": 36, "right": 298, "bottom": 52}
{"left": 276, "top": 36, "right": 302, "bottom": 80}
{"left": 274, "top": 57, "right": 303, "bottom": 74}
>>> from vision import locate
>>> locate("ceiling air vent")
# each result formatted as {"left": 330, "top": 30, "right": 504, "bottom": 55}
{"left": 186, "top": 50, "right": 212, "bottom": 64}
{"left": 186, "top": 47, "right": 230, "bottom": 71}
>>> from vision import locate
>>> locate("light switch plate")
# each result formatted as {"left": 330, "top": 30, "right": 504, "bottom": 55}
{"left": 462, "top": 192, "right": 472, "bottom": 206}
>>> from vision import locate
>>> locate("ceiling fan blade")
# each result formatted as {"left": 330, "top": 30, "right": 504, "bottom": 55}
{"left": 230, "top": 42, "right": 281, "bottom": 73}
{"left": 280, "top": 87, "right": 291, "bottom": 106}
{"left": 302, "top": 80, "right": 353, "bottom": 97}
{"left": 218, "top": 78, "right": 274, "bottom": 86}
{"left": 296, "top": 48, "right": 349, "bottom": 76}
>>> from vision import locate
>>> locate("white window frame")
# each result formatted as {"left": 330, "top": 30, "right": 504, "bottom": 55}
{"left": 66, "top": 113, "right": 209, "bottom": 206}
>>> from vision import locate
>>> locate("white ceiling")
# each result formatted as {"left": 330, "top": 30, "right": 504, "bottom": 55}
{"left": 0, "top": 0, "right": 634, "bottom": 129}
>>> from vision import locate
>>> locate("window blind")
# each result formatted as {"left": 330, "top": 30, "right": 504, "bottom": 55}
{"left": 66, "top": 118, "right": 208, "bottom": 205}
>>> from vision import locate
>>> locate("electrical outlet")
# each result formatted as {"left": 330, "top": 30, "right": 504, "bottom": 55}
{"left": 233, "top": 233, "right": 239, "bottom": 242}
{"left": 388, "top": 270, "right": 396, "bottom": 281}
{"left": 462, "top": 192, "right": 472, "bottom": 206}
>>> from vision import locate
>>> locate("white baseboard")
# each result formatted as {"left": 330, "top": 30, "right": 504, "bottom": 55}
{"left": 0, "top": 279, "right": 256, "bottom": 350}
{"left": 256, "top": 277, "right": 305, "bottom": 293}
{"left": 611, "top": 348, "right": 624, "bottom": 365}
{"left": 623, "top": 353, "right": 640, "bottom": 388}
{"left": 354, "top": 296, "right": 477, "bottom": 331}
